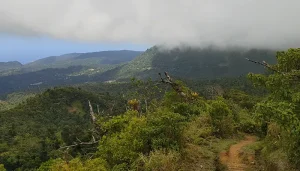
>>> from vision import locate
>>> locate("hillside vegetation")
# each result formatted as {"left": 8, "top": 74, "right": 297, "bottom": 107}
{"left": 0, "top": 48, "right": 299, "bottom": 171}
{"left": 0, "top": 87, "right": 126, "bottom": 170}
{"left": 1, "top": 78, "right": 257, "bottom": 170}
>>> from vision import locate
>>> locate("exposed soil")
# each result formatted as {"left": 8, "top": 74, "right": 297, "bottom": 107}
{"left": 67, "top": 106, "right": 78, "bottom": 113}
{"left": 219, "top": 135, "right": 257, "bottom": 171}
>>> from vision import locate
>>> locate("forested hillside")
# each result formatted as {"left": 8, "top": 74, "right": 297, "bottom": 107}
{"left": 0, "top": 48, "right": 299, "bottom": 171}
{"left": 0, "top": 66, "right": 86, "bottom": 96}
{"left": 112, "top": 46, "right": 276, "bottom": 80}
{"left": 0, "top": 75, "right": 259, "bottom": 171}
{"left": 0, "top": 87, "right": 126, "bottom": 170}
{"left": 0, "top": 47, "right": 276, "bottom": 96}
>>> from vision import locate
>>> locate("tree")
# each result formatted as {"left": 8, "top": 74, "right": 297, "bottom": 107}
{"left": 248, "top": 48, "right": 300, "bottom": 166}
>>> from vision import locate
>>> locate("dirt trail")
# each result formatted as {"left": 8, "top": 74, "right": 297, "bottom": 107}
{"left": 219, "top": 135, "right": 257, "bottom": 171}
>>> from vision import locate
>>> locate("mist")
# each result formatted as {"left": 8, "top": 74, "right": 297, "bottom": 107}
{"left": 1, "top": 0, "right": 300, "bottom": 49}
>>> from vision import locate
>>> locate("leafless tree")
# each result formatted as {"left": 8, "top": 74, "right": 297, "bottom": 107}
{"left": 159, "top": 72, "right": 186, "bottom": 97}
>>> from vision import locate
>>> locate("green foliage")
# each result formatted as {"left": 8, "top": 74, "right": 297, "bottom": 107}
{"left": 236, "top": 109, "right": 259, "bottom": 134}
{"left": 97, "top": 109, "right": 186, "bottom": 169}
{"left": 171, "top": 95, "right": 208, "bottom": 118}
{"left": 183, "top": 114, "right": 213, "bottom": 145}
{"left": 0, "top": 164, "right": 6, "bottom": 171}
{"left": 0, "top": 87, "right": 120, "bottom": 170}
{"left": 209, "top": 98, "right": 235, "bottom": 137}
{"left": 38, "top": 158, "right": 108, "bottom": 171}
{"left": 248, "top": 48, "right": 300, "bottom": 167}
{"left": 97, "top": 111, "right": 147, "bottom": 167}
{"left": 223, "top": 89, "right": 259, "bottom": 109}
{"left": 0, "top": 92, "right": 35, "bottom": 111}
{"left": 173, "top": 103, "right": 202, "bottom": 117}
{"left": 134, "top": 150, "right": 180, "bottom": 171}
{"left": 0, "top": 66, "right": 273, "bottom": 170}
{"left": 145, "top": 108, "right": 186, "bottom": 150}
{"left": 100, "top": 111, "right": 137, "bottom": 134}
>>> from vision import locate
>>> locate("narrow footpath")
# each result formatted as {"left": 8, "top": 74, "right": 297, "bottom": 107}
{"left": 219, "top": 135, "right": 257, "bottom": 171}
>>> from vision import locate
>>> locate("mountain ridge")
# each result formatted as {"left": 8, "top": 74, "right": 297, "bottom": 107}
{"left": 23, "top": 50, "right": 143, "bottom": 71}
{"left": 0, "top": 46, "right": 278, "bottom": 96}
{"left": 0, "top": 50, "right": 143, "bottom": 76}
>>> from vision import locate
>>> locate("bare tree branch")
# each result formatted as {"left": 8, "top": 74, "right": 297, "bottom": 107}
{"left": 60, "top": 135, "right": 99, "bottom": 150}
{"left": 245, "top": 58, "right": 282, "bottom": 74}
{"left": 59, "top": 140, "right": 99, "bottom": 149}
{"left": 76, "top": 137, "right": 82, "bottom": 143}
{"left": 159, "top": 72, "right": 186, "bottom": 97}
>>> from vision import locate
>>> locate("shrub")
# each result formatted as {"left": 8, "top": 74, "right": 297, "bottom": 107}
{"left": 173, "top": 103, "right": 201, "bottom": 117}
{"left": 237, "top": 109, "right": 260, "bottom": 134}
{"left": 145, "top": 108, "right": 186, "bottom": 151}
{"left": 133, "top": 150, "right": 180, "bottom": 171}
{"left": 0, "top": 164, "right": 6, "bottom": 171}
{"left": 38, "top": 158, "right": 108, "bottom": 171}
{"left": 183, "top": 114, "right": 213, "bottom": 145}
{"left": 97, "top": 114, "right": 147, "bottom": 167}
{"left": 209, "top": 98, "right": 235, "bottom": 137}
{"left": 97, "top": 108, "right": 186, "bottom": 169}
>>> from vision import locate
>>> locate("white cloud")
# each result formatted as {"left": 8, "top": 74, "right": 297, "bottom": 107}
{"left": 0, "top": 0, "right": 300, "bottom": 49}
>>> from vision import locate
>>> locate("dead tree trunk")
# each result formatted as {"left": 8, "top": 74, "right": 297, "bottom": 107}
{"left": 88, "top": 100, "right": 96, "bottom": 123}
{"left": 59, "top": 100, "right": 100, "bottom": 150}
{"left": 159, "top": 72, "right": 186, "bottom": 97}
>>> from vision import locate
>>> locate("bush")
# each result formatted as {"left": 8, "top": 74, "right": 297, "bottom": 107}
{"left": 133, "top": 150, "right": 180, "bottom": 171}
{"left": 145, "top": 108, "right": 186, "bottom": 151}
{"left": 97, "top": 108, "right": 186, "bottom": 169}
{"left": 38, "top": 158, "right": 108, "bottom": 171}
{"left": 183, "top": 114, "right": 213, "bottom": 145}
{"left": 0, "top": 164, "right": 6, "bottom": 171}
{"left": 173, "top": 102, "right": 206, "bottom": 117}
{"left": 209, "top": 98, "right": 235, "bottom": 137}
{"left": 237, "top": 109, "right": 260, "bottom": 134}
{"left": 223, "top": 89, "right": 258, "bottom": 109}
{"left": 97, "top": 112, "right": 147, "bottom": 167}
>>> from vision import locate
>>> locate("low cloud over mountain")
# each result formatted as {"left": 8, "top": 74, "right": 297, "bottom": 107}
{"left": 1, "top": 0, "right": 300, "bottom": 49}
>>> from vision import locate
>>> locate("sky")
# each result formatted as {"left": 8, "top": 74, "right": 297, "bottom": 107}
{"left": 1, "top": 0, "right": 300, "bottom": 63}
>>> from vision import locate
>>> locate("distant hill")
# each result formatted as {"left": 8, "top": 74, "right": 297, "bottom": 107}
{"left": 23, "top": 50, "right": 143, "bottom": 71}
{"left": 0, "top": 61, "right": 23, "bottom": 72}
